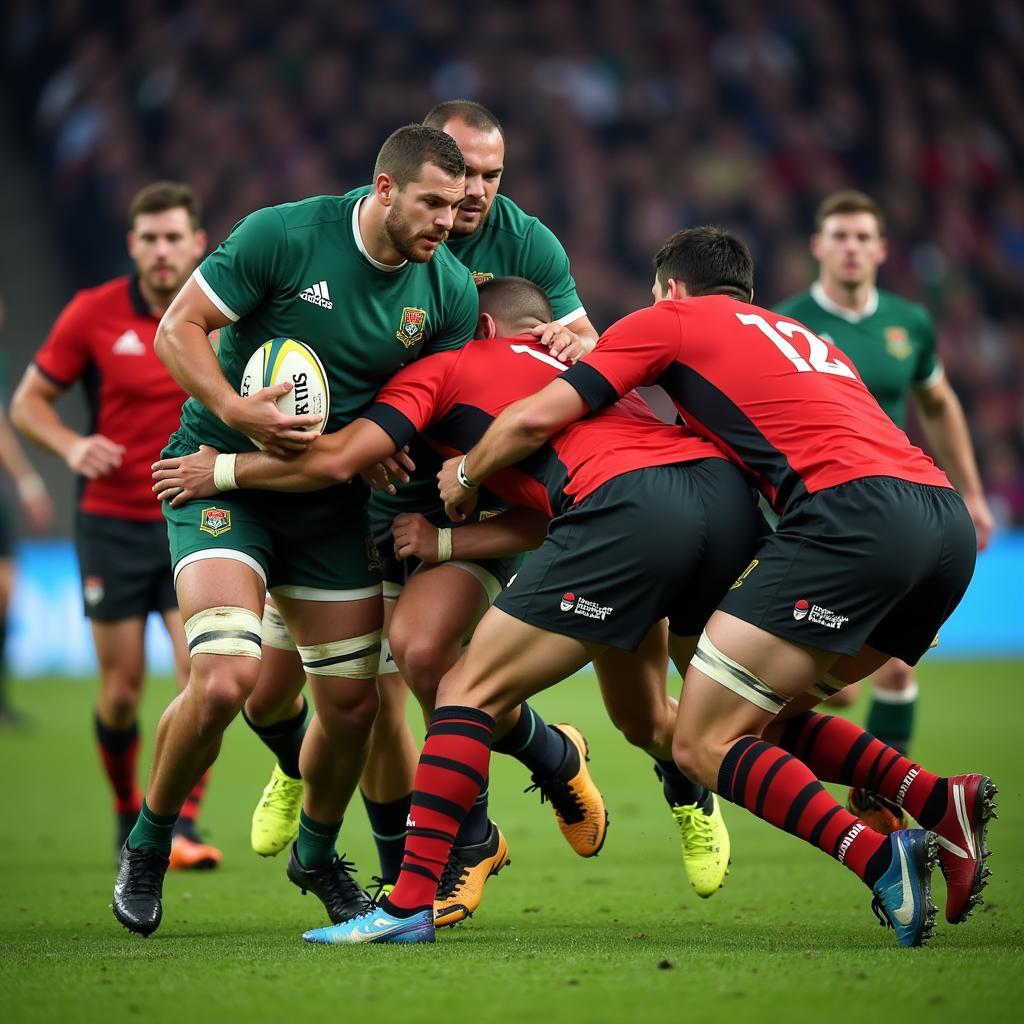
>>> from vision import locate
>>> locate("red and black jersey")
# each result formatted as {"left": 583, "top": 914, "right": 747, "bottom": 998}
{"left": 34, "top": 276, "right": 186, "bottom": 521}
{"left": 362, "top": 336, "right": 723, "bottom": 517}
{"left": 561, "top": 296, "right": 951, "bottom": 514}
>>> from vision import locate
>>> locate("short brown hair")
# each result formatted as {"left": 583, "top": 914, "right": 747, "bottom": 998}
{"left": 129, "top": 181, "right": 201, "bottom": 230}
{"left": 477, "top": 276, "right": 552, "bottom": 326}
{"left": 373, "top": 124, "right": 465, "bottom": 189}
{"left": 653, "top": 226, "right": 754, "bottom": 301}
{"left": 814, "top": 190, "right": 885, "bottom": 234}
{"left": 423, "top": 100, "right": 505, "bottom": 140}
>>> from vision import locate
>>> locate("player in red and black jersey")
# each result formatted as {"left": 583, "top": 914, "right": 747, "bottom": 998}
{"left": 10, "top": 182, "right": 221, "bottom": 870}
{"left": 433, "top": 228, "right": 993, "bottom": 949}
{"left": 153, "top": 277, "right": 768, "bottom": 920}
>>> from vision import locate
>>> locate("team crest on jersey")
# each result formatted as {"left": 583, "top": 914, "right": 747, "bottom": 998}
{"left": 730, "top": 559, "right": 759, "bottom": 590}
{"left": 365, "top": 536, "right": 382, "bottom": 573}
{"left": 472, "top": 271, "right": 494, "bottom": 285}
{"left": 884, "top": 326, "right": 911, "bottom": 360}
{"left": 199, "top": 507, "right": 232, "bottom": 537}
{"left": 396, "top": 307, "right": 427, "bottom": 348}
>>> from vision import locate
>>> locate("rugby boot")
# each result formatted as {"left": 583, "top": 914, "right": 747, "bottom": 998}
{"left": 848, "top": 787, "right": 906, "bottom": 835}
{"left": 303, "top": 905, "right": 435, "bottom": 945}
{"left": 251, "top": 764, "right": 304, "bottom": 857}
{"left": 929, "top": 774, "right": 997, "bottom": 923}
{"left": 671, "top": 794, "right": 730, "bottom": 898}
{"left": 433, "top": 821, "right": 511, "bottom": 928}
{"left": 286, "top": 845, "right": 373, "bottom": 924}
{"left": 169, "top": 831, "right": 222, "bottom": 871}
{"left": 112, "top": 842, "right": 169, "bottom": 937}
{"left": 527, "top": 723, "right": 608, "bottom": 857}
{"left": 368, "top": 878, "right": 395, "bottom": 903}
{"left": 869, "top": 829, "right": 939, "bottom": 948}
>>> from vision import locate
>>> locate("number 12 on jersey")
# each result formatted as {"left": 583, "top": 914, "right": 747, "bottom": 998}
{"left": 736, "top": 312, "right": 856, "bottom": 379}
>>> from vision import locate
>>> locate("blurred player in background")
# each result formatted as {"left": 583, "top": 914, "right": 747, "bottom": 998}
{"left": 0, "top": 297, "right": 54, "bottom": 727}
{"left": 775, "top": 191, "right": 994, "bottom": 832}
{"left": 10, "top": 183, "right": 220, "bottom": 868}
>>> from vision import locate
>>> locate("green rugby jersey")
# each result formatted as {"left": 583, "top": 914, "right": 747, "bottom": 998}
{"left": 182, "top": 188, "right": 478, "bottom": 452}
{"left": 370, "top": 190, "right": 588, "bottom": 524}
{"left": 774, "top": 283, "right": 940, "bottom": 429}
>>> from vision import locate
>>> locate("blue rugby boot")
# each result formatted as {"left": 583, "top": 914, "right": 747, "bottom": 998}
{"left": 870, "top": 829, "right": 939, "bottom": 948}
{"left": 303, "top": 904, "right": 435, "bottom": 945}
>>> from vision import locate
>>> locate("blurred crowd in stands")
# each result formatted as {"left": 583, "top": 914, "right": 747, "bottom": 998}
{"left": 3, "top": 0, "right": 1023, "bottom": 524}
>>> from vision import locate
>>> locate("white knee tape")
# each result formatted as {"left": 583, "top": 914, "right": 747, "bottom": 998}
{"left": 297, "top": 630, "right": 382, "bottom": 680}
{"left": 691, "top": 630, "right": 788, "bottom": 714}
{"left": 185, "top": 606, "right": 262, "bottom": 659}
{"left": 377, "top": 637, "right": 400, "bottom": 676}
{"left": 261, "top": 601, "right": 297, "bottom": 652}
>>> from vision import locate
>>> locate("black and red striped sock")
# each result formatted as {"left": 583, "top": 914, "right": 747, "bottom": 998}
{"left": 718, "top": 736, "right": 891, "bottom": 885}
{"left": 387, "top": 706, "right": 493, "bottom": 914}
{"left": 773, "top": 712, "right": 946, "bottom": 826}
{"left": 177, "top": 771, "right": 211, "bottom": 838}
{"left": 94, "top": 714, "right": 141, "bottom": 816}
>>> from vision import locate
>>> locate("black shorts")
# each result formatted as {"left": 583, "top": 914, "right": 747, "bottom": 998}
{"left": 369, "top": 495, "right": 522, "bottom": 602}
{"left": 495, "top": 460, "right": 767, "bottom": 651}
{"left": 74, "top": 512, "right": 177, "bottom": 620}
{"left": 718, "top": 477, "right": 976, "bottom": 664}
{"left": 0, "top": 499, "right": 13, "bottom": 559}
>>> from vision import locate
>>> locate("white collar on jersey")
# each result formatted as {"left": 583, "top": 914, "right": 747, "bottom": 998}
{"left": 810, "top": 280, "right": 879, "bottom": 323}
{"left": 352, "top": 196, "right": 407, "bottom": 273}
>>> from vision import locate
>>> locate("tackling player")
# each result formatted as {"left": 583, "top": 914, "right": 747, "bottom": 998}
{"left": 10, "top": 182, "right": 220, "bottom": 868}
{"left": 108, "top": 126, "right": 478, "bottom": 938}
{"left": 407, "top": 227, "right": 993, "bottom": 950}
{"left": 775, "top": 190, "right": 994, "bottom": 832}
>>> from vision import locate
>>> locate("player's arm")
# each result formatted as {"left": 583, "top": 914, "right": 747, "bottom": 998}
{"left": 11, "top": 366, "right": 126, "bottom": 480}
{"left": 156, "top": 278, "right": 320, "bottom": 456}
{"left": 392, "top": 505, "right": 549, "bottom": 563}
{"left": 0, "top": 403, "right": 53, "bottom": 531}
{"left": 437, "top": 378, "right": 587, "bottom": 519}
{"left": 152, "top": 417, "right": 401, "bottom": 505}
{"left": 912, "top": 375, "right": 994, "bottom": 549}
{"left": 533, "top": 313, "right": 599, "bottom": 363}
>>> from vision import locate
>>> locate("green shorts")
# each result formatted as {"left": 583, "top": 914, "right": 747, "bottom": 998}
{"left": 164, "top": 429, "right": 382, "bottom": 598}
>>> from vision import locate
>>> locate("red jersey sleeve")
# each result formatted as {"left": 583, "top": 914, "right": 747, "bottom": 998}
{"left": 359, "top": 350, "right": 460, "bottom": 447}
{"left": 562, "top": 304, "right": 679, "bottom": 410}
{"left": 34, "top": 292, "right": 93, "bottom": 387}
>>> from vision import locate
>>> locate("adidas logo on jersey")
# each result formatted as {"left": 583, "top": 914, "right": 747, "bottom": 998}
{"left": 299, "top": 281, "right": 333, "bottom": 309}
{"left": 112, "top": 330, "right": 146, "bottom": 355}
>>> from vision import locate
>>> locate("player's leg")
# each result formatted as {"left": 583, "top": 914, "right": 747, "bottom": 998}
{"left": 303, "top": 606, "right": 598, "bottom": 944}
{"left": 0, "top": 546, "right": 26, "bottom": 726}
{"left": 273, "top": 590, "right": 381, "bottom": 925}
{"left": 244, "top": 598, "right": 309, "bottom": 857}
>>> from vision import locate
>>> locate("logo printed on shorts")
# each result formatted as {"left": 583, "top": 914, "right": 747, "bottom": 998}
{"left": 365, "top": 536, "right": 382, "bottom": 573}
{"left": 793, "top": 599, "right": 810, "bottom": 620}
{"left": 84, "top": 575, "right": 104, "bottom": 606}
{"left": 199, "top": 507, "right": 232, "bottom": 537}
{"left": 561, "top": 591, "right": 613, "bottom": 621}
{"left": 731, "top": 559, "right": 760, "bottom": 590}
{"left": 792, "top": 599, "right": 849, "bottom": 629}
{"left": 396, "top": 307, "right": 427, "bottom": 348}
{"left": 560, "top": 592, "right": 576, "bottom": 611}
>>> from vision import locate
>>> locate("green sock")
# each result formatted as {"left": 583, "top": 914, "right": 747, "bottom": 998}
{"left": 296, "top": 810, "right": 341, "bottom": 868}
{"left": 127, "top": 799, "right": 179, "bottom": 855}
{"left": 866, "top": 682, "right": 918, "bottom": 755}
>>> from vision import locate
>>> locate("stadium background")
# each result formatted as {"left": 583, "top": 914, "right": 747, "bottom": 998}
{"left": 0, "top": 4, "right": 1021, "bottom": 1022}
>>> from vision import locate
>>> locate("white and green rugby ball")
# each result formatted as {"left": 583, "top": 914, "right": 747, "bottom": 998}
{"left": 240, "top": 338, "right": 329, "bottom": 445}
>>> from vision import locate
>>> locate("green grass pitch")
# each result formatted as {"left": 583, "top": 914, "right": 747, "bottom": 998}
{"left": 1, "top": 661, "right": 1022, "bottom": 1024}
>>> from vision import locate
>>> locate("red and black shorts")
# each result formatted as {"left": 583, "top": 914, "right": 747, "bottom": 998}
{"left": 494, "top": 460, "right": 767, "bottom": 651}
{"left": 717, "top": 477, "right": 976, "bottom": 665}
{"left": 74, "top": 511, "right": 177, "bottom": 620}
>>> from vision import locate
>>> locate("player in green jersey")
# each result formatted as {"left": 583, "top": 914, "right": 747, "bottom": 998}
{"left": 775, "top": 190, "right": 994, "bottom": 832}
{"left": 112, "top": 125, "right": 478, "bottom": 937}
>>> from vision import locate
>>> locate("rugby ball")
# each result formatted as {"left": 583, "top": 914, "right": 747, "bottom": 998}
{"left": 239, "top": 338, "right": 329, "bottom": 446}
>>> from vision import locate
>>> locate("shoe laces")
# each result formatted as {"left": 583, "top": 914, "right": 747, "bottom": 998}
{"left": 672, "top": 805, "right": 716, "bottom": 854}
{"left": 316, "top": 854, "right": 366, "bottom": 905}
{"left": 122, "top": 847, "right": 166, "bottom": 898}
{"left": 368, "top": 876, "right": 395, "bottom": 904}
{"left": 262, "top": 774, "right": 301, "bottom": 813}
{"left": 436, "top": 849, "right": 471, "bottom": 900}
{"left": 870, "top": 895, "right": 895, "bottom": 930}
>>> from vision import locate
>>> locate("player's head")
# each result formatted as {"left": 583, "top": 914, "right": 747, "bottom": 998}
{"left": 475, "top": 276, "right": 552, "bottom": 339}
{"left": 373, "top": 124, "right": 466, "bottom": 263}
{"left": 811, "top": 190, "right": 888, "bottom": 290}
{"left": 127, "top": 181, "right": 206, "bottom": 300}
{"left": 652, "top": 226, "right": 754, "bottom": 303}
{"left": 424, "top": 100, "right": 505, "bottom": 239}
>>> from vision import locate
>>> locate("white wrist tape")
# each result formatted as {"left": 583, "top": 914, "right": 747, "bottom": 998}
{"left": 213, "top": 453, "right": 238, "bottom": 492}
{"left": 436, "top": 527, "right": 453, "bottom": 563}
